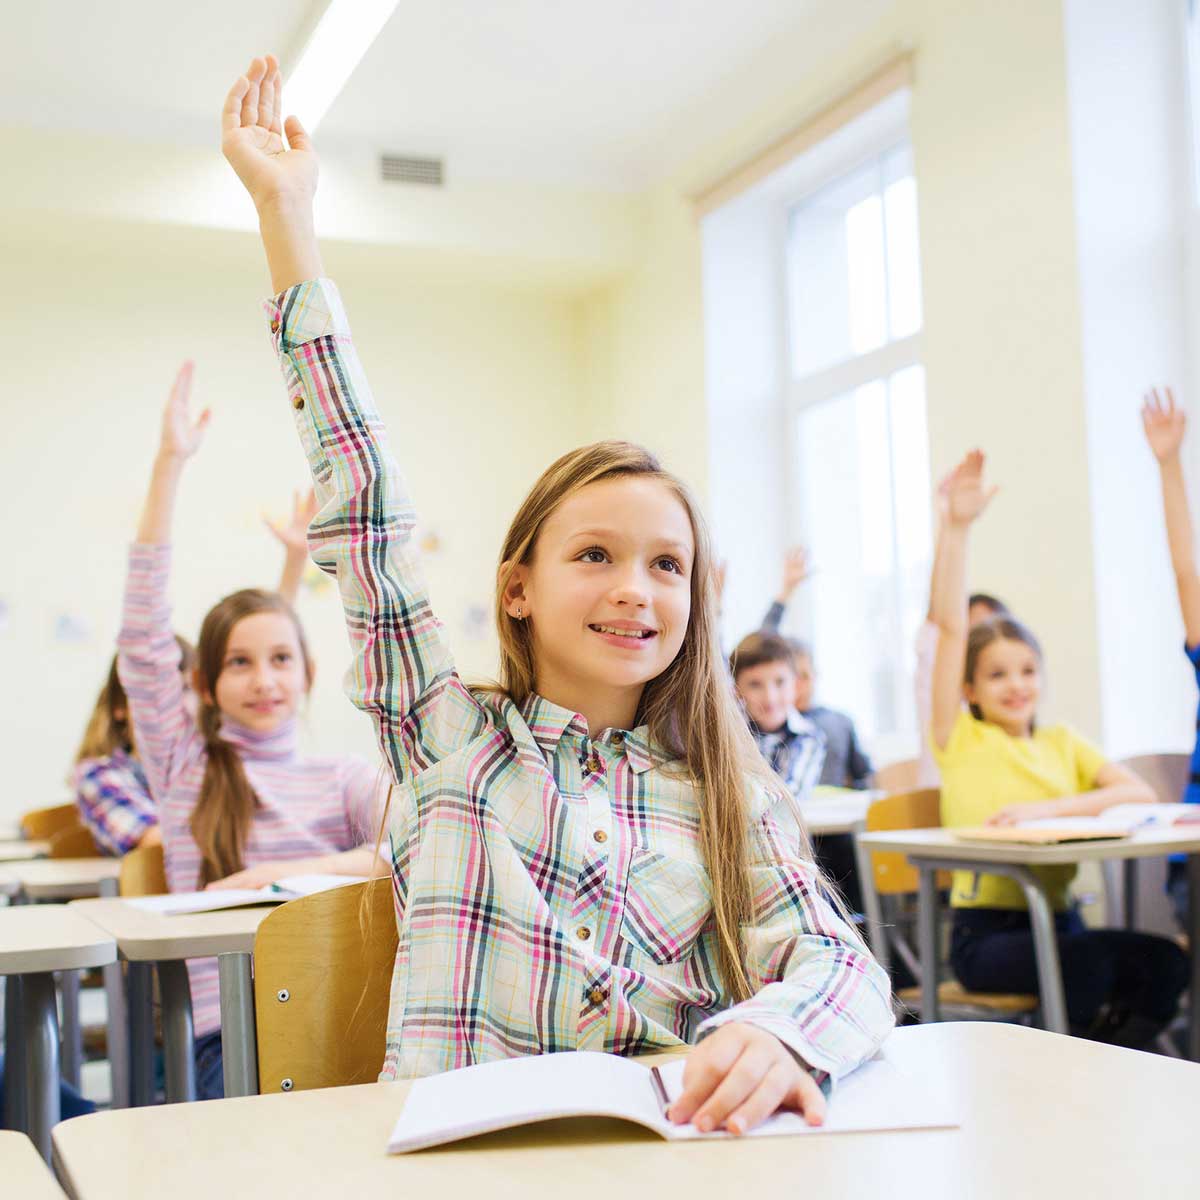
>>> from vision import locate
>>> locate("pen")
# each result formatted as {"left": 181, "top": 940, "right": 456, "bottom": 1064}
{"left": 649, "top": 1066, "right": 671, "bottom": 1119}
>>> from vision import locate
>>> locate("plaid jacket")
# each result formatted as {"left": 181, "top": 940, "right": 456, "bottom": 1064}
{"left": 267, "top": 278, "right": 894, "bottom": 1082}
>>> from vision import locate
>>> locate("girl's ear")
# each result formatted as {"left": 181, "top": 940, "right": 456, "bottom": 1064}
{"left": 500, "top": 561, "right": 531, "bottom": 619}
{"left": 305, "top": 656, "right": 317, "bottom": 693}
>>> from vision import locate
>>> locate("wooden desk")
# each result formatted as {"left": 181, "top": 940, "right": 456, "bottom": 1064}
{"left": 52, "top": 1023, "right": 1200, "bottom": 1200}
{"left": 0, "top": 907, "right": 116, "bottom": 1163}
{"left": 857, "top": 826, "right": 1200, "bottom": 1055}
{"left": 0, "top": 859, "right": 121, "bottom": 901}
{"left": 0, "top": 1131, "right": 67, "bottom": 1198}
{"left": 69, "top": 899, "right": 271, "bottom": 1104}
{"left": 0, "top": 839, "right": 50, "bottom": 863}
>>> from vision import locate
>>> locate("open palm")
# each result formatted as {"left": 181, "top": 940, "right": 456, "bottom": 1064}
{"left": 160, "top": 363, "right": 210, "bottom": 460}
{"left": 1142, "top": 387, "right": 1186, "bottom": 462}
{"left": 222, "top": 55, "right": 318, "bottom": 210}
{"left": 945, "top": 449, "right": 997, "bottom": 526}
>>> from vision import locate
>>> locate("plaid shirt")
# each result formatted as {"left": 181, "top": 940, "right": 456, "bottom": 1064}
{"left": 72, "top": 749, "right": 157, "bottom": 856}
{"left": 267, "top": 278, "right": 893, "bottom": 1083}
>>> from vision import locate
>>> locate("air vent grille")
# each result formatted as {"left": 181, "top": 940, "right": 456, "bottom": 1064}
{"left": 380, "top": 155, "right": 444, "bottom": 186}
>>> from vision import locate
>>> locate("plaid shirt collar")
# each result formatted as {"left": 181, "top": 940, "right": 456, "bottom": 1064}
{"left": 519, "top": 692, "right": 660, "bottom": 775}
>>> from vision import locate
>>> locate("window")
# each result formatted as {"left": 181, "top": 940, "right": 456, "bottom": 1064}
{"left": 784, "top": 145, "right": 929, "bottom": 758}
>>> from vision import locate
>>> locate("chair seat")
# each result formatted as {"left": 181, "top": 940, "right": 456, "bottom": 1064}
{"left": 899, "top": 981, "right": 1038, "bottom": 1014}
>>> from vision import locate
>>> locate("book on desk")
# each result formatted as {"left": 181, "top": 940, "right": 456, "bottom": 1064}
{"left": 126, "top": 874, "right": 369, "bottom": 915}
{"left": 951, "top": 802, "right": 1200, "bottom": 845}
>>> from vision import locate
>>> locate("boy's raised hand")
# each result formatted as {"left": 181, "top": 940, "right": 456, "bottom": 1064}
{"left": 1142, "top": 387, "right": 1186, "bottom": 463}
{"left": 944, "top": 449, "right": 997, "bottom": 528}
{"left": 779, "top": 547, "right": 810, "bottom": 599}
{"left": 222, "top": 54, "right": 318, "bottom": 212}
{"left": 265, "top": 487, "right": 318, "bottom": 554}
{"left": 158, "top": 362, "right": 210, "bottom": 461}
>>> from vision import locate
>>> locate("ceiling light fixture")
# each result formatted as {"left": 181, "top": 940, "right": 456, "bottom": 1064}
{"left": 284, "top": 0, "right": 401, "bottom": 133}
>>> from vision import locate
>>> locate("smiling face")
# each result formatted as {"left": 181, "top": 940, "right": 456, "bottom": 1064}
{"left": 964, "top": 636, "right": 1042, "bottom": 737}
{"left": 735, "top": 657, "right": 797, "bottom": 734}
{"left": 504, "top": 475, "right": 694, "bottom": 731}
{"left": 206, "top": 611, "right": 310, "bottom": 733}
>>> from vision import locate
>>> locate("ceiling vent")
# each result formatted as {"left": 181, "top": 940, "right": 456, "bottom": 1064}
{"left": 379, "top": 154, "right": 444, "bottom": 186}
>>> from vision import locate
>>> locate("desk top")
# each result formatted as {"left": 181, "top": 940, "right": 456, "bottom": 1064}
{"left": 1, "top": 1131, "right": 67, "bottom": 1198}
{"left": 858, "top": 824, "right": 1200, "bottom": 865}
{"left": 0, "top": 839, "right": 50, "bottom": 862}
{"left": 68, "top": 898, "right": 269, "bottom": 961}
{"left": 0, "top": 858, "right": 122, "bottom": 900}
{"left": 50, "top": 1023, "right": 1200, "bottom": 1200}
{"left": 0, "top": 906, "right": 116, "bottom": 974}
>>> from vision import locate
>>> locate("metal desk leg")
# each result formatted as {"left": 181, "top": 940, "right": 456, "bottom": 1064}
{"left": 3, "top": 975, "right": 27, "bottom": 1131}
{"left": 853, "top": 830, "right": 890, "bottom": 973}
{"left": 1189, "top": 854, "right": 1200, "bottom": 1062}
{"left": 103, "top": 958, "right": 129, "bottom": 1109}
{"left": 217, "top": 952, "right": 258, "bottom": 1098}
{"left": 1014, "top": 868, "right": 1068, "bottom": 1034}
{"left": 156, "top": 961, "right": 196, "bottom": 1103}
{"left": 126, "top": 962, "right": 155, "bottom": 1107}
{"left": 19, "top": 972, "right": 61, "bottom": 1163}
{"left": 916, "top": 867, "right": 940, "bottom": 1023}
{"left": 59, "top": 969, "right": 82, "bottom": 1090}
{"left": 1122, "top": 859, "right": 1138, "bottom": 930}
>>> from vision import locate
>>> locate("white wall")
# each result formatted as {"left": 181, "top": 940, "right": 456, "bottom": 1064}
{"left": 1065, "top": 0, "right": 1196, "bottom": 758}
{"left": 0, "top": 214, "right": 592, "bottom": 823}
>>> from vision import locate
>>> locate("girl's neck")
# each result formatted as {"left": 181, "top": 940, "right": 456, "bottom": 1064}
{"left": 531, "top": 673, "right": 642, "bottom": 736}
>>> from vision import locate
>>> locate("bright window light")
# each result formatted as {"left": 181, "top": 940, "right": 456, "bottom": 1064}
{"left": 285, "top": 0, "right": 400, "bottom": 132}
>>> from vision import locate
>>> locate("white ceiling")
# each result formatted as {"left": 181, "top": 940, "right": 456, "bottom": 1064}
{"left": 2, "top": 0, "right": 895, "bottom": 189}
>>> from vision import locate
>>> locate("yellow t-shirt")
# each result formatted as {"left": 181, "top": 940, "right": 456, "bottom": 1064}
{"left": 933, "top": 710, "right": 1107, "bottom": 911}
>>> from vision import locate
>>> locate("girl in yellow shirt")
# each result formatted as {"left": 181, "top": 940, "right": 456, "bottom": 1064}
{"left": 928, "top": 451, "right": 1188, "bottom": 1049}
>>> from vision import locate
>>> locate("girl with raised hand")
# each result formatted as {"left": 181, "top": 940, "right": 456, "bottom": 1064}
{"left": 1142, "top": 386, "right": 1200, "bottom": 927}
{"left": 117, "top": 362, "right": 383, "bottom": 1098}
{"left": 220, "top": 54, "right": 893, "bottom": 1134}
{"left": 929, "top": 451, "right": 1187, "bottom": 1049}
{"left": 73, "top": 489, "right": 315, "bottom": 857}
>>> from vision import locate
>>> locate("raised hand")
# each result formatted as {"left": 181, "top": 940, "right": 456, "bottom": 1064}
{"left": 265, "top": 488, "right": 318, "bottom": 554}
{"left": 221, "top": 55, "right": 318, "bottom": 211}
{"left": 779, "top": 547, "right": 810, "bottom": 599}
{"left": 158, "top": 362, "right": 211, "bottom": 462}
{"left": 1142, "top": 387, "right": 1186, "bottom": 463}
{"left": 944, "top": 449, "right": 997, "bottom": 528}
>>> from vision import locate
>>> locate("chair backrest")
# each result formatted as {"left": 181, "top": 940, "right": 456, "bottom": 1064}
{"left": 865, "top": 788, "right": 946, "bottom": 895}
{"left": 873, "top": 758, "right": 920, "bottom": 793}
{"left": 48, "top": 825, "right": 103, "bottom": 859}
{"left": 254, "top": 878, "right": 397, "bottom": 1094}
{"left": 1117, "top": 753, "right": 1189, "bottom": 806}
{"left": 119, "top": 842, "right": 167, "bottom": 897}
{"left": 20, "top": 803, "right": 83, "bottom": 841}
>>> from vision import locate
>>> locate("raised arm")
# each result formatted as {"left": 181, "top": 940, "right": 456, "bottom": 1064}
{"left": 266, "top": 487, "right": 318, "bottom": 606}
{"left": 1143, "top": 388, "right": 1200, "bottom": 648}
{"left": 221, "top": 56, "right": 487, "bottom": 783}
{"left": 761, "top": 547, "right": 809, "bottom": 632}
{"left": 929, "top": 452, "right": 997, "bottom": 750}
{"left": 117, "top": 366, "right": 210, "bottom": 799}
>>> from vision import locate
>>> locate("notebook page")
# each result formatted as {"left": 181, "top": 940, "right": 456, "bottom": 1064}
{"left": 270, "top": 874, "right": 370, "bottom": 897}
{"left": 388, "top": 1051, "right": 668, "bottom": 1152}
{"left": 655, "top": 1052, "right": 958, "bottom": 1139}
{"left": 126, "top": 889, "right": 279, "bottom": 915}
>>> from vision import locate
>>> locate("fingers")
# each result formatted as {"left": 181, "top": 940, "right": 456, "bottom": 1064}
{"left": 284, "top": 114, "right": 311, "bottom": 152}
{"left": 689, "top": 1043, "right": 778, "bottom": 1133}
{"left": 265, "top": 54, "right": 282, "bottom": 135}
{"left": 668, "top": 1030, "right": 743, "bottom": 1126}
{"left": 222, "top": 75, "right": 250, "bottom": 134}
{"left": 241, "top": 56, "right": 266, "bottom": 128}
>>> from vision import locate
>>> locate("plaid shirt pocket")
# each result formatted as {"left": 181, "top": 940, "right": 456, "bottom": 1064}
{"left": 620, "top": 848, "right": 713, "bottom": 966}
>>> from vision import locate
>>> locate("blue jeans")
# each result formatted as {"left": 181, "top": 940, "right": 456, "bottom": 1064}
{"left": 950, "top": 906, "right": 1189, "bottom": 1041}
{"left": 193, "top": 1031, "right": 224, "bottom": 1101}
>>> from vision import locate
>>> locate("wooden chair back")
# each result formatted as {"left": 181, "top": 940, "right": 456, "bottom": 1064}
{"left": 119, "top": 842, "right": 167, "bottom": 897}
{"left": 254, "top": 878, "right": 397, "bottom": 1094}
{"left": 1117, "top": 753, "right": 1189, "bottom": 805}
{"left": 873, "top": 758, "right": 920, "bottom": 793}
{"left": 48, "top": 825, "right": 103, "bottom": 859}
{"left": 865, "top": 788, "right": 949, "bottom": 895}
{"left": 20, "top": 803, "right": 82, "bottom": 841}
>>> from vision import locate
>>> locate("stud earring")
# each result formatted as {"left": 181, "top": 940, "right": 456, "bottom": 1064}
{"left": 515, "top": 605, "right": 524, "bottom": 620}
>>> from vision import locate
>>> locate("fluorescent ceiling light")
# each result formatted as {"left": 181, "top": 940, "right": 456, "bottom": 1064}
{"left": 285, "top": 0, "right": 400, "bottom": 132}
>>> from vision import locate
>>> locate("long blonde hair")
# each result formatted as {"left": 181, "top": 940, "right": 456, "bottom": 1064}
{"left": 190, "top": 589, "right": 312, "bottom": 887}
{"left": 490, "top": 440, "right": 782, "bottom": 1002}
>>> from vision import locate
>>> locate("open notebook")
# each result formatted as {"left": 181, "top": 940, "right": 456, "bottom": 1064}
{"left": 127, "top": 874, "right": 369, "bottom": 915}
{"left": 952, "top": 802, "right": 1200, "bottom": 846}
{"left": 386, "top": 1049, "right": 957, "bottom": 1153}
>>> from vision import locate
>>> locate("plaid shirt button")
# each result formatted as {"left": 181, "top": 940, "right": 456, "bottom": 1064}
{"left": 576, "top": 926, "right": 592, "bottom": 941}
{"left": 589, "top": 987, "right": 605, "bottom": 1005}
